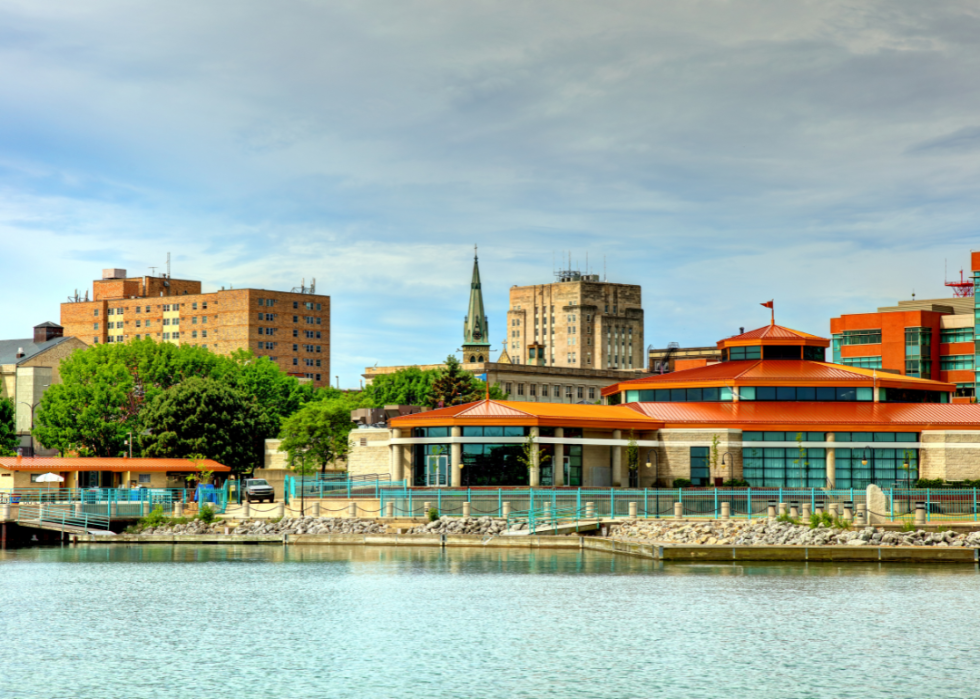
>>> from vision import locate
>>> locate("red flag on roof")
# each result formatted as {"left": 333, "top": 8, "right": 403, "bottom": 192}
{"left": 761, "top": 300, "right": 774, "bottom": 325}
{"left": 761, "top": 300, "right": 773, "bottom": 309}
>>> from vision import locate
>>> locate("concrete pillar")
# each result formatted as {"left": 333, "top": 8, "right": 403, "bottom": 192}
{"left": 554, "top": 427, "right": 565, "bottom": 487}
{"left": 451, "top": 426, "right": 462, "bottom": 488}
{"left": 866, "top": 484, "right": 889, "bottom": 524}
{"left": 73, "top": 503, "right": 82, "bottom": 518}
{"left": 828, "top": 503, "right": 838, "bottom": 519}
{"left": 842, "top": 501, "right": 853, "bottom": 522}
{"left": 720, "top": 502, "right": 730, "bottom": 520}
{"left": 424, "top": 501, "right": 432, "bottom": 514}
{"left": 611, "top": 429, "right": 623, "bottom": 487}
{"left": 462, "top": 501, "right": 471, "bottom": 517}
{"left": 673, "top": 502, "right": 683, "bottom": 519}
{"left": 585, "top": 501, "right": 595, "bottom": 519}
{"left": 628, "top": 502, "right": 638, "bottom": 518}
{"left": 789, "top": 502, "right": 799, "bottom": 519}
{"left": 826, "top": 432, "right": 836, "bottom": 489}
{"left": 242, "top": 501, "right": 250, "bottom": 518}
{"left": 767, "top": 502, "right": 776, "bottom": 519}
{"left": 801, "top": 503, "right": 811, "bottom": 520}
{"left": 276, "top": 502, "right": 285, "bottom": 519}
{"left": 390, "top": 428, "right": 403, "bottom": 482}
{"left": 0, "top": 503, "right": 9, "bottom": 520}
{"left": 385, "top": 502, "right": 394, "bottom": 518}
{"left": 311, "top": 502, "right": 321, "bottom": 517}
{"left": 914, "top": 502, "right": 926, "bottom": 526}
{"left": 815, "top": 506, "right": 823, "bottom": 516}
{"left": 529, "top": 426, "right": 540, "bottom": 487}
{"left": 778, "top": 502, "right": 787, "bottom": 517}
{"left": 502, "top": 502, "right": 511, "bottom": 518}
{"left": 348, "top": 502, "right": 357, "bottom": 519}
{"left": 174, "top": 502, "right": 184, "bottom": 518}
{"left": 542, "top": 501, "right": 551, "bottom": 521}
{"left": 856, "top": 502, "right": 867, "bottom": 525}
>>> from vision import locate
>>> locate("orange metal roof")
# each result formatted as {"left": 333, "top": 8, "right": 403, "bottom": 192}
{"left": 0, "top": 458, "right": 231, "bottom": 473}
{"left": 389, "top": 400, "right": 658, "bottom": 430}
{"left": 626, "top": 401, "right": 980, "bottom": 431}
{"left": 601, "top": 360, "right": 954, "bottom": 396}
{"left": 722, "top": 324, "right": 826, "bottom": 341}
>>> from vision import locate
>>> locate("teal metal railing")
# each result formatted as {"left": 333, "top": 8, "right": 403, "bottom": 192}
{"left": 17, "top": 504, "right": 111, "bottom": 531}
{"left": 1, "top": 487, "right": 189, "bottom": 505}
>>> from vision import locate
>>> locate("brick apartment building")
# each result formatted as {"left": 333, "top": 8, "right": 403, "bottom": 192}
{"left": 60, "top": 269, "right": 330, "bottom": 386}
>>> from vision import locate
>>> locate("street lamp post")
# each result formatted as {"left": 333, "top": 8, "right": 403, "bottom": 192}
{"left": 18, "top": 390, "right": 48, "bottom": 457}
{"left": 721, "top": 452, "right": 737, "bottom": 485}
{"left": 645, "top": 450, "right": 659, "bottom": 518}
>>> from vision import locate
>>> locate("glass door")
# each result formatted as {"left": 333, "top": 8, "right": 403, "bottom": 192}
{"left": 425, "top": 455, "right": 449, "bottom": 487}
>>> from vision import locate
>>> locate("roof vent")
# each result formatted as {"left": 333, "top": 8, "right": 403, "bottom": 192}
{"left": 739, "top": 327, "right": 744, "bottom": 334}
{"left": 102, "top": 268, "right": 126, "bottom": 279}
{"left": 15, "top": 347, "right": 24, "bottom": 359}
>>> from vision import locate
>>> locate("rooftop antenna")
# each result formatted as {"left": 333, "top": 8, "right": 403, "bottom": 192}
{"left": 166, "top": 252, "right": 171, "bottom": 278}
{"left": 603, "top": 256, "right": 607, "bottom": 282}
{"left": 149, "top": 266, "right": 157, "bottom": 276}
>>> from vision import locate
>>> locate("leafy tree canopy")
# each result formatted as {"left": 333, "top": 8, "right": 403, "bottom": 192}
{"left": 34, "top": 339, "right": 308, "bottom": 457}
{"left": 279, "top": 398, "right": 361, "bottom": 475}
{"left": 364, "top": 366, "right": 441, "bottom": 407}
{"left": 0, "top": 398, "right": 18, "bottom": 456}
{"left": 427, "top": 355, "right": 507, "bottom": 408}
{"left": 139, "top": 377, "right": 271, "bottom": 474}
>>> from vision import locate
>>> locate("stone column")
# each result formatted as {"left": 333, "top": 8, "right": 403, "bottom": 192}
{"left": 451, "top": 426, "right": 462, "bottom": 488}
{"left": 390, "top": 428, "right": 403, "bottom": 482}
{"left": 529, "top": 426, "right": 540, "bottom": 487}
{"left": 720, "top": 502, "right": 730, "bottom": 520}
{"left": 348, "top": 502, "right": 357, "bottom": 519}
{"left": 554, "top": 427, "right": 565, "bottom": 487}
{"left": 311, "top": 502, "right": 321, "bottom": 517}
{"left": 825, "top": 432, "right": 836, "bottom": 489}
{"left": 502, "top": 502, "right": 511, "bottom": 518}
{"left": 611, "top": 429, "right": 623, "bottom": 488}
{"left": 866, "top": 484, "right": 889, "bottom": 524}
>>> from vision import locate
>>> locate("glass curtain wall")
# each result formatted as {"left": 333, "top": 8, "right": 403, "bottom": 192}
{"left": 905, "top": 327, "right": 932, "bottom": 377}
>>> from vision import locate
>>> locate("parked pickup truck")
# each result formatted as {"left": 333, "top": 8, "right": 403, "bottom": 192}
{"left": 243, "top": 478, "right": 276, "bottom": 503}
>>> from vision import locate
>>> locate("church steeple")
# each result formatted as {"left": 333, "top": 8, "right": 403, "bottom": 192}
{"left": 462, "top": 246, "right": 491, "bottom": 363}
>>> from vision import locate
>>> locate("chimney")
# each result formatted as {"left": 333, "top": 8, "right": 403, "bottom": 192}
{"left": 15, "top": 347, "right": 24, "bottom": 359}
{"left": 34, "top": 323, "right": 64, "bottom": 344}
{"left": 739, "top": 327, "right": 744, "bottom": 334}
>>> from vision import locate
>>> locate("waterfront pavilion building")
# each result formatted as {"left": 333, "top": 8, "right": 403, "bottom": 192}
{"left": 388, "top": 324, "right": 980, "bottom": 488}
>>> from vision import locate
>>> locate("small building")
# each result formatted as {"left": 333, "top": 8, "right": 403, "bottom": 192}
{"left": 0, "top": 323, "right": 87, "bottom": 455}
{"left": 0, "top": 457, "right": 231, "bottom": 490}
{"left": 385, "top": 322, "right": 980, "bottom": 489}
{"left": 648, "top": 344, "right": 722, "bottom": 373}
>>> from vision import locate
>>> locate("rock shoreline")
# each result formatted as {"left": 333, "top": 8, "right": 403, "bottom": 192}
{"left": 613, "top": 519, "right": 980, "bottom": 547}
{"left": 139, "top": 517, "right": 387, "bottom": 536}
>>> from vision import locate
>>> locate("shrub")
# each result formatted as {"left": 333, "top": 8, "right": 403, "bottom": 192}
{"left": 672, "top": 478, "right": 692, "bottom": 488}
{"left": 137, "top": 505, "right": 168, "bottom": 531}
{"left": 776, "top": 513, "right": 801, "bottom": 525}
{"left": 915, "top": 478, "right": 946, "bottom": 488}
{"left": 197, "top": 505, "right": 217, "bottom": 524}
{"left": 900, "top": 521, "right": 917, "bottom": 532}
{"left": 809, "top": 512, "right": 834, "bottom": 529}
{"left": 721, "top": 479, "right": 750, "bottom": 487}
{"left": 427, "top": 507, "right": 439, "bottom": 522}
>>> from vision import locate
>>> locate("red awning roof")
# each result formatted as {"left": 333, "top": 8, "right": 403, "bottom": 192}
{"left": 721, "top": 324, "right": 825, "bottom": 341}
{"left": 0, "top": 458, "right": 231, "bottom": 473}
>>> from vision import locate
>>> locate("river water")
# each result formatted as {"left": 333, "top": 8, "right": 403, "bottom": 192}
{"left": 0, "top": 544, "right": 976, "bottom": 699}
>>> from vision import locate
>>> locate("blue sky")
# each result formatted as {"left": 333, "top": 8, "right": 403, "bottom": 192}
{"left": 1, "top": 1, "right": 978, "bottom": 385}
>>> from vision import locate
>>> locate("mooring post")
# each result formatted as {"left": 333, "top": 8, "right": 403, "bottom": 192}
{"left": 385, "top": 502, "right": 394, "bottom": 518}
{"left": 767, "top": 501, "right": 776, "bottom": 519}
{"left": 801, "top": 503, "right": 811, "bottom": 520}
{"left": 502, "top": 501, "right": 511, "bottom": 518}
{"left": 720, "top": 502, "right": 730, "bottom": 520}
{"left": 789, "top": 501, "right": 799, "bottom": 519}
{"left": 843, "top": 501, "right": 853, "bottom": 523}
{"left": 914, "top": 501, "right": 926, "bottom": 526}
{"left": 585, "top": 501, "right": 595, "bottom": 519}
{"left": 628, "top": 502, "right": 638, "bottom": 518}
{"left": 463, "top": 502, "right": 471, "bottom": 517}
{"left": 673, "top": 502, "right": 683, "bottom": 519}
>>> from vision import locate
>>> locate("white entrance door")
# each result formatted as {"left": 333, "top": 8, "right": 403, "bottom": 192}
{"left": 425, "top": 455, "right": 449, "bottom": 487}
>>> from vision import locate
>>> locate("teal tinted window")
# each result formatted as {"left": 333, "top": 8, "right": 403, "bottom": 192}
{"left": 655, "top": 389, "right": 669, "bottom": 401}
{"left": 941, "top": 328, "right": 973, "bottom": 344}
{"left": 842, "top": 356, "right": 882, "bottom": 370}
{"left": 690, "top": 447, "right": 710, "bottom": 486}
{"left": 816, "top": 387, "right": 835, "bottom": 401}
{"left": 776, "top": 387, "right": 796, "bottom": 400}
{"left": 796, "top": 387, "right": 816, "bottom": 400}
{"left": 702, "top": 387, "right": 720, "bottom": 401}
{"left": 670, "top": 389, "right": 686, "bottom": 401}
{"left": 742, "top": 432, "right": 763, "bottom": 441}
{"left": 895, "top": 433, "right": 917, "bottom": 442}
{"left": 638, "top": 390, "right": 655, "bottom": 401}
{"left": 741, "top": 446, "right": 826, "bottom": 487}
{"left": 462, "top": 427, "right": 483, "bottom": 437}
{"left": 834, "top": 447, "right": 918, "bottom": 489}
{"left": 856, "top": 387, "right": 874, "bottom": 401}
{"left": 756, "top": 387, "right": 776, "bottom": 401}
{"left": 843, "top": 329, "right": 882, "bottom": 345}
{"left": 874, "top": 433, "right": 896, "bottom": 442}
{"left": 687, "top": 388, "right": 703, "bottom": 401}
{"left": 484, "top": 426, "right": 504, "bottom": 437}
{"left": 414, "top": 427, "right": 450, "bottom": 438}
{"left": 764, "top": 432, "right": 784, "bottom": 441}
{"left": 720, "top": 386, "right": 733, "bottom": 402}
{"left": 608, "top": 393, "right": 622, "bottom": 405}
{"left": 803, "top": 346, "right": 825, "bottom": 361}
{"left": 941, "top": 355, "right": 973, "bottom": 371}
{"left": 626, "top": 390, "right": 639, "bottom": 402}
{"left": 764, "top": 345, "right": 802, "bottom": 360}
{"left": 836, "top": 387, "right": 856, "bottom": 401}
{"left": 832, "top": 334, "right": 843, "bottom": 363}
{"left": 740, "top": 387, "right": 756, "bottom": 400}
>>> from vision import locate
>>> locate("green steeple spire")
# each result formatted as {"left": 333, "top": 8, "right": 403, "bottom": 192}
{"left": 463, "top": 246, "right": 490, "bottom": 355}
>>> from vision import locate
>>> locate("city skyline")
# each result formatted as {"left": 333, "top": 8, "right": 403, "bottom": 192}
{"left": 0, "top": 1, "right": 978, "bottom": 385}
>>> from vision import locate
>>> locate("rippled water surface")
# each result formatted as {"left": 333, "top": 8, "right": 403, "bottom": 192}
{"left": 1, "top": 544, "right": 977, "bottom": 699}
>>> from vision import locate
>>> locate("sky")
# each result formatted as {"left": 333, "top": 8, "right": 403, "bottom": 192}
{"left": 1, "top": 0, "right": 979, "bottom": 386}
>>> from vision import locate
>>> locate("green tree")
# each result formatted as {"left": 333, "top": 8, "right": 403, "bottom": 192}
{"left": 0, "top": 398, "right": 17, "bottom": 456}
{"left": 139, "top": 377, "right": 271, "bottom": 474}
{"left": 426, "top": 356, "right": 508, "bottom": 408}
{"left": 626, "top": 431, "right": 640, "bottom": 487}
{"left": 710, "top": 434, "right": 721, "bottom": 485}
{"left": 517, "top": 432, "right": 551, "bottom": 477}
{"left": 278, "top": 399, "right": 358, "bottom": 475}
{"left": 365, "top": 366, "right": 442, "bottom": 407}
{"left": 792, "top": 432, "right": 809, "bottom": 487}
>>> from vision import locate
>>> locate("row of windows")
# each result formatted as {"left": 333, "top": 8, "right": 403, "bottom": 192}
{"left": 621, "top": 386, "right": 948, "bottom": 403}
{"left": 941, "top": 328, "right": 974, "bottom": 344}
{"left": 941, "top": 355, "right": 974, "bottom": 371}
{"left": 741, "top": 447, "right": 919, "bottom": 489}
{"left": 258, "top": 298, "right": 323, "bottom": 311}
{"left": 723, "top": 345, "right": 825, "bottom": 362}
{"left": 842, "top": 329, "right": 882, "bottom": 345}
{"left": 503, "top": 383, "right": 597, "bottom": 400}
{"left": 841, "top": 356, "right": 882, "bottom": 369}
{"left": 96, "top": 301, "right": 210, "bottom": 317}
{"left": 742, "top": 432, "right": 917, "bottom": 442}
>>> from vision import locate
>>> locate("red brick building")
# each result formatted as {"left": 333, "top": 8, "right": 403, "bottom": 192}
{"left": 830, "top": 253, "right": 978, "bottom": 403}
{"left": 60, "top": 269, "right": 330, "bottom": 386}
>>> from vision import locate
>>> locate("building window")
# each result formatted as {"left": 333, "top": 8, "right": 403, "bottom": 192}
{"left": 690, "top": 447, "right": 711, "bottom": 487}
{"left": 505, "top": 383, "right": 512, "bottom": 394}
{"left": 841, "top": 356, "right": 883, "bottom": 370}
{"left": 201, "top": 330, "right": 207, "bottom": 338}
{"left": 192, "top": 302, "right": 197, "bottom": 310}
{"left": 138, "top": 473, "right": 152, "bottom": 484}
{"left": 554, "top": 385, "right": 561, "bottom": 397}
{"left": 316, "top": 374, "right": 321, "bottom": 381}
{"left": 145, "top": 320, "right": 151, "bottom": 327}
{"left": 192, "top": 330, "right": 198, "bottom": 338}
{"left": 941, "top": 328, "right": 973, "bottom": 344}
{"left": 316, "top": 317, "right": 321, "bottom": 325}
{"left": 258, "top": 298, "right": 265, "bottom": 306}
{"left": 293, "top": 301, "right": 298, "bottom": 309}
{"left": 529, "top": 384, "right": 536, "bottom": 397}
{"left": 94, "top": 309, "right": 99, "bottom": 316}
{"left": 517, "top": 383, "right": 525, "bottom": 396}
{"left": 293, "top": 329, "right": 298, "bottom": 337}
{"left": 588, "top": 387, "right": 596, "bottom": 400}
{"left": 172, "top": 332, "right": 179, "bottom": 339}
{"left": 202, "top": 316, "right": 207, "bottom": 323}
{"left": 162, "top": 333, "right": 170, "bottom": 340}
{"left": 135, "top": 306, "right": 141, "bottom": 314}
{"left": 93, "top": 323, "right": 99, "bottom": 330}
{"left": 941, "top": 355, "right": 974, "bottom": 371}
{"left": 577, "top": 387, "right": 584, "bottom": 399}
{"left": 293, "top": 315, "right": 298, "bottom": 323}
{"left": 293, "top": 344, "right": 299, "bottom": 351}
{"left": 842, "top": 329, "right": 882, "bottom": 345}
{"left": 202, "top": 302, "right": 207, "bottom": 310}
{"left": 93, "top": 338, "right": 99, "bottom": 343}
{"left": 565, "top": 386, "right": 573, "bottom": 398}
{"left": 293, "top": 358, "right": 298, "bottom": 366}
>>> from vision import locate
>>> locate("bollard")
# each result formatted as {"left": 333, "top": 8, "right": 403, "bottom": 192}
{"left": 424, "top": 501, "right": 432, "bottom": 516}
{"left": 628, "top": 502, "right": 638, "bottom": 518}
{"left": 462, "top": 501, "right": 471, "bottom": 517}
{"left": 789, "top": 501, "right": 799, "bottom": 519}
{"left": 842, "top": 501, "right": 853, "bottom": 522}
{"left": 542, "top": 502, "right": 551, "bottom": 521}
{"left": 585, "top": 502, "right": 595, "bottom": 519}
{"left": 224, "top": 526, "right": 230, "bottom": 536}
{"left": 174, "top": 502, "right": 184, "bottom": 518}
{"left": 720, "top": 502, "right": 730, "bottom": 520}
{"left": 855, "top": 502, "right": 867, "bottom": 525}
{"left": 674, "top": 502, "right": 683, "bottom": 519}
{"left": 801, "top": 503, "right": 811, "bottom": 520}
{"left": 767, "top": 501, "right": 776, "bottom": 519}
{"left": 502, "top": 501, "right": 511, "bottom": 518}
{"left": 347, "top": 502, "right": 357, "bottom": 519}
{"left": 311, "top": 502, "right": 321, "bottom": 517}
{"left": 778, "top": 502, "right": 787, "bottom": 517}
{"left": 914, "top": 501, "right": 926, "bottom": 526}
{"left": 385, "top": 502, "right": 394, "bottom": 518}
{"left": 828, "top": 503, "right": 838, "bottom": 519}
{"left": 242, "top": 501, "right": 250, "bottom": 518}
{"left": 0, "top": 503, "right": 9, "bottom": 520}
{"left": 815, "top": 506, "right": 823, "bottom": 516}
{"left": 73, "top": 502, "right": 83, "bottom": 518}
